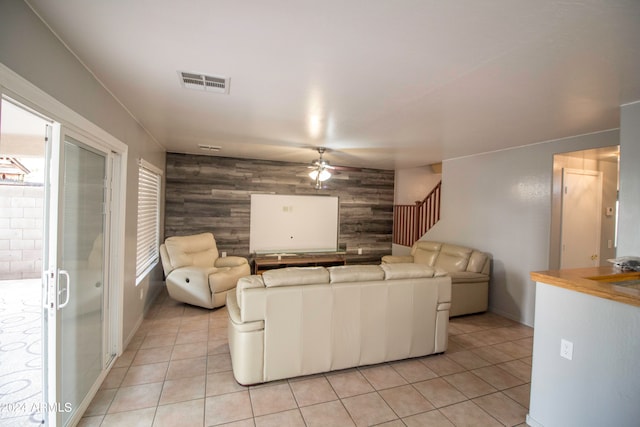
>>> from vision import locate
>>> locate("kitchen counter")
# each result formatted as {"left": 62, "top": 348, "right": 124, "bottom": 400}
{"left": 530, "top": 266, "right": 640, "bottom": 308}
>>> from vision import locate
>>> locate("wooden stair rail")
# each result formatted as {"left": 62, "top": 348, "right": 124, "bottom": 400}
{"left": 393, "top": 181, "right": 441, "bottom": 247}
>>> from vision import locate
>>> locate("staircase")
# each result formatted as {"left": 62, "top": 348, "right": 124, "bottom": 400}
{"left": 392, "top": 181, "right": 441, "bottom": 247}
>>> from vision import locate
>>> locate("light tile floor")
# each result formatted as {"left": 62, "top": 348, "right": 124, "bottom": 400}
{"left": 79, "top": 288, "right": 533, "bottom": 427}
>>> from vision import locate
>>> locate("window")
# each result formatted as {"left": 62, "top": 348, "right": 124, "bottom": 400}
{"left": 136, "top": 159, "right": 162, "bottom": 284}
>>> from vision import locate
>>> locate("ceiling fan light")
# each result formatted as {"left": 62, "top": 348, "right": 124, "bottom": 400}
{"left": 309, "top": 169, "right": 332, "bottom": 182}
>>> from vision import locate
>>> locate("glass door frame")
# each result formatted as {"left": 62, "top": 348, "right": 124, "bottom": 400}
{"left": 45, "top": 124, "right": 117, "bottom": 426}
{"left": 1, "top": 63, "right": 128, "bottom": 427}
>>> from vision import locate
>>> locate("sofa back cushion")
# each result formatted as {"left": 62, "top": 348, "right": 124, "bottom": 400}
{"left": 411, "top": 241, "right": 441, "bottom": 266}
{"left": 467, "top": 251, "right": 489, "bottom": 273}
{"left": 381, "top": 263, "right": 441, "bottom": 279}
{"left": 262, "top": 266, "right": 330, "bottom": 288}
{"left": 434, "top": 244, "right": 471, "bottom": 272}
{"left": 164, "top": 232, "right": 219, "bottom": 270}
{"left": 328, "top": 265, "right": 384, "bottom": 283}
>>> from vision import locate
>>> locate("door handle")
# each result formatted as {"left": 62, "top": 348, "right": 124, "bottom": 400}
{"left": 58, "top": 269, "right": 71, "bottom": 309}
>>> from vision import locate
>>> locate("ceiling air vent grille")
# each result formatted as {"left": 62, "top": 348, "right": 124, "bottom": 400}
{"left": 179, "top": 71, "right": 230, "bottom": 94}
{"left": 198, "top": 144, "right": 221, "bottom": 152}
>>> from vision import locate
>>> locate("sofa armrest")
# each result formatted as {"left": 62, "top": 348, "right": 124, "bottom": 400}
{"left": 236, "top": 276, "right": 267, "bottom": 323}
{"left": 448, "top": 271, "right": 489, "bottom": 284}
{"left": 168, "top": 266, "right": 218, "bottom": 286}
{"left": 215, "top": 256, "right": 249, "bottom": 268}
{"left": 227, "top": 292, "right": 264, "bottom": 333}
{"left": 165, "top": 266, "right": 218, "bottom": 308}
{"left": 381, "top": 255, "right": 414, "bottom": 264}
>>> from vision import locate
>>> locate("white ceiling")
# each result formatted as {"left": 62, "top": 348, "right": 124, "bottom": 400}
{"left": 24, "top": 0, "right": 640, "bottom": 170}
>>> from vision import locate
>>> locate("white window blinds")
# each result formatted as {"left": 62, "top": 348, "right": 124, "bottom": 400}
{"left": 136, "top": 159, "right": 162, "bottom": 283}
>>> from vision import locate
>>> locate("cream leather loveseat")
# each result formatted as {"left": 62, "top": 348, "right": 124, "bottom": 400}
{"left": 159, "top": 233, "right": 250, "bottom": 309}
{"left": 227, "top": 264, "right": 451, "bottom": 385}
{"left": 382, "top": 241, "right": 490, "bottom": 317}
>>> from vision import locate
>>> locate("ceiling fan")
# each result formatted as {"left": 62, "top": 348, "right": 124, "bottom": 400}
{"left": 308, "top": 147, "right": 360, "bottom": 189}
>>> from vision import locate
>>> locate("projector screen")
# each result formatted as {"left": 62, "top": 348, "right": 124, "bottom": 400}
{"left": 250, "top": 194, "right": 339, "bottom": 254}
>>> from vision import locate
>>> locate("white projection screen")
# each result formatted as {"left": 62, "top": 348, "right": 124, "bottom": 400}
{"left": 250, "top": 194, "right": 339, "bottom": 254}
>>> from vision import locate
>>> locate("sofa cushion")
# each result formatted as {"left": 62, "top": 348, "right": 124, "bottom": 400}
{"left": 433, "top": 268, "right": 449, "bottom": 277}
{"left": 381, "top": 263, "right": 437, "bottom": 280}
{"left": 262, "top": 266, "right": 330, "bottom": 288}
{"left": 380, "top": 255, "right": 414, "bottom": 264}
{"left": 208, "top": 267, "right": 242, "bottom": 293}
{"left": 411, "top": 241, "right": 441, "bottom": 265}
{"left": 434, "top": 244, "right": 471, "bottom": 272}
{"left": 328, "top": 265, "right": 385, "bottom": 283}
{"left": 467, "top": 251, "right": 488, "bottom": 273}
{"left": 164, "top": 232, "right": 219, "bottom": 269}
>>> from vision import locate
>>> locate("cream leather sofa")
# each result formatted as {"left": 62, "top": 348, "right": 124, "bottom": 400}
{"left": 159, "top": 233, "right": 250, "bottom": 309}
{"left": 382, "top": 241, "right": 490, "bottom": 317}
{"left": 227, "top": 264, "right": 451, "bottom": 385}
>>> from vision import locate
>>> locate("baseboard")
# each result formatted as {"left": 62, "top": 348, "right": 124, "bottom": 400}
{"left": 123, "top": 313, "right": 144, "bottom": 351}
{"left": 526, "top": 413, "right": 543, "bottom": 427}
{"left": 488, "top": 306, "right": 534, "bottom": 328}
{"left": 123, "top": 282, "right": 165, "bottom": 351}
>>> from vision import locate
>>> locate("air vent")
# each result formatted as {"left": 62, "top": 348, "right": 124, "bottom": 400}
{"left": 198, "top": 144, "right": 221, "bottom": 152}
{"left": 179, "top": 71, "right": 230, "bottom": 94}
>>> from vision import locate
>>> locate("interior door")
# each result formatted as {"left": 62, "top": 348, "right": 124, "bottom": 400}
{"left": 44, "top": 125, "right": 113, "bottom": 426}
{"left": 560, "top": 168, "right": 603, "bottom": 269}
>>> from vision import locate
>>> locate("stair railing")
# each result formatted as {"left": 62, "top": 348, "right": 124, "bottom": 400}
{"left": 393, "top": 181, "right": 441, "bottom": 247}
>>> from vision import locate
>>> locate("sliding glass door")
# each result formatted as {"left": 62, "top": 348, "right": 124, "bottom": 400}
{"left": 2, "top": 67, "right": 125, "bottom": 426}
{"left": 44, "top": 125, "right": 115, "bottom": 426}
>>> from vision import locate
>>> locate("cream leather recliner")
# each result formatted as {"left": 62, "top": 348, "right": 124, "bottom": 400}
{"left": 159, "top": 232, "right": 250, "bottom": 309}
{"left": 383, "top": 241, "right": 491, "bottom": 316}
{"left": 227, "top": 264, "right": 451, "bottom": 385}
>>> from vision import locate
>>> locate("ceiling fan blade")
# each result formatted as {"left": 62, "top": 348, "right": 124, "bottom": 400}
{"left": 331, "top": 165, "right": 361, "bottom": 172}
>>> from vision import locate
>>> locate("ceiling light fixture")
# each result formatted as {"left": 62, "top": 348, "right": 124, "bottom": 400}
{"left": 308, "top": 147, "right": 334, "bottom": 187}
{"left": 309, "top": 168, "right": 332, "bottom": 182}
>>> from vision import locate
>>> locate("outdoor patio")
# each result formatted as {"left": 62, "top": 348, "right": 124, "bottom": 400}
{"left": 0, "top": 278, "right": 44, "bottom": 426}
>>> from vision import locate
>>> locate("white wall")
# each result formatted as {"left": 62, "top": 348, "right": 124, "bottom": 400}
{"left": 0, "top": 2, "right": 165, "bottom": 344}
{"left": 618, "top": 101, "right": 640, "bottom": 256}
{"left": 394, "top": 166, "right": 441, "bottom": 205}
{"left": 424, "top": 130, "right": 620, "bottom": 326}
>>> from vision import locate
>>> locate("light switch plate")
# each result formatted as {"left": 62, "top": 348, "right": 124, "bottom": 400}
{"left": 560, "top": 339, "right": 573, "bottom": 360}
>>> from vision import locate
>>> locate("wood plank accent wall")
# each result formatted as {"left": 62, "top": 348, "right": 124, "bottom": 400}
{"left": 165, "top": 153, "right": 395, "bottom": 261}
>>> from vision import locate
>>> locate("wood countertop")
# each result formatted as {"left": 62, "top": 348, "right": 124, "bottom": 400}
{"left": 530, "top": 266, "right": 640, "bottom": 308}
